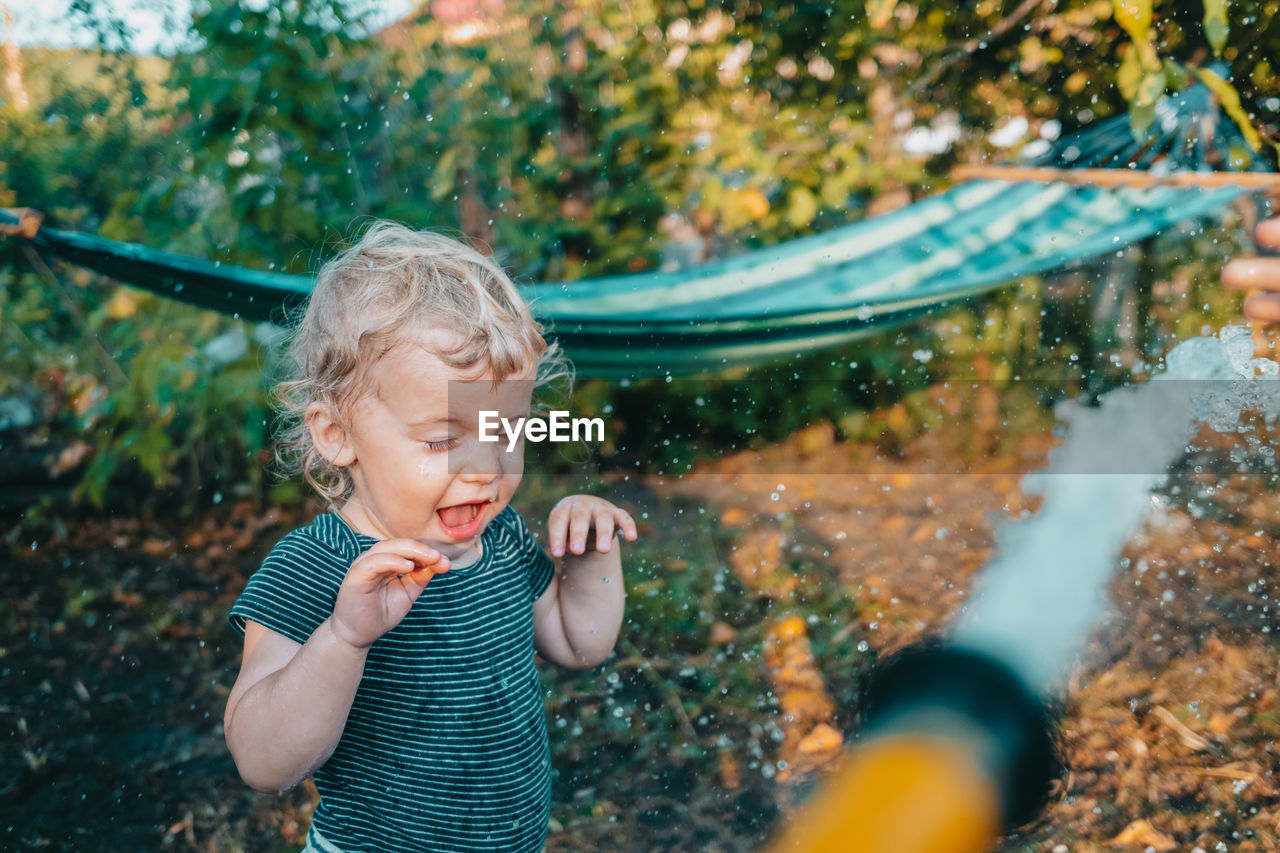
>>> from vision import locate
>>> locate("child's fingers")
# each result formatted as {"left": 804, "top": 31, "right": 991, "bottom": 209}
{"left": 354, "top": 553, "right": 449, "bottom": 590}
{"left": 614, "top": 508, "right": 639, "bottom": 542}
{"left": 350, "top": 554, "right": 419, "bottom": 590}
{"left": 549, "top": 497, "right": 639, "bottom": 555}
{"left": 1244, "top": 292, "right": 1280, "bottom": 324}
{"left": 1224, "top": 254, "right": 1280, "bottom": 326}
{"left": 566, "top": 501, "right": 596, "bottom": 555}
{"left": 593, "top": 505, "right": 617, "bottom": 552}
{"left": 595, "top": 506, "right": 640, "bottom": 552}
{"left": 1223, "top": 257, "right": 1280, "bottom": 292}
{"left": 357, "top": 561, "right": 445, "bottom": 606}
{"left": 547, "top": 498, "right": 578, "bottom": 556}
{"left": 1258, "top": 217, "right": 1280, "bottom": 250}
{"left": 368, "top": 538, "right": 451, "bottom": 572}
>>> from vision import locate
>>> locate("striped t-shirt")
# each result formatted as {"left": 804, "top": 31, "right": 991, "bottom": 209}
{"left": 228, "top": 505, "right": 556, "bottom": 853}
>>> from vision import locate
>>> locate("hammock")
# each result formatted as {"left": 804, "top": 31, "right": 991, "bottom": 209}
{"left": 5, "top": 81, "right": 1274, "bottom": 378}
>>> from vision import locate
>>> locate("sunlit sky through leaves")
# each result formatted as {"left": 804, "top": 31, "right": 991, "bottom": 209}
{"left": 5, "top": 0, "right": 415, "bottom": 55}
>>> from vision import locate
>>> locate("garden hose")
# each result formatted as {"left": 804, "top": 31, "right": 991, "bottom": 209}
{"left": 768, "top": 644, "right": 1057, "bottom": 853}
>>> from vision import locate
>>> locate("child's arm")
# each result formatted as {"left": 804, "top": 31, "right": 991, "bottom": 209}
{"left": 224, "top": 539, "right": 449, "bottom": 792}
{"left": 224, "top": 618, "right": 370, "bottom": 792}
{"left": 533, "top": 496, "right": 636, "bottom": 669}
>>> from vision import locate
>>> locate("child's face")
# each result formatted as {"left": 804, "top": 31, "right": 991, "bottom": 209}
{"left": 331, "top": 330, "right": 534, "bottom": 563}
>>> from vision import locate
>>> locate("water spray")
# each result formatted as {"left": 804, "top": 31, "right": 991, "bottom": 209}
{"left": 769, "top": 326, "right": 1280, "bottom": 853}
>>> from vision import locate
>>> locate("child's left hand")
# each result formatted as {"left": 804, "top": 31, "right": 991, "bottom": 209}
{"left": 547, "top": 495, "right": 638, "bottom": 556}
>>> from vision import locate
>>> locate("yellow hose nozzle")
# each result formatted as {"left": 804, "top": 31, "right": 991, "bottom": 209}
{"left": 765, "top": 644, "right": 1058, "bottom": 853}
{"left": 768, "top": 734, "right": 1002, "bottom": 853}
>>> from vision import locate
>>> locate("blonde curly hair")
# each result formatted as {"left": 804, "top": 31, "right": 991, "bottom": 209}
{"left": 275, "top": 221, "right": 567, "bottom": 501}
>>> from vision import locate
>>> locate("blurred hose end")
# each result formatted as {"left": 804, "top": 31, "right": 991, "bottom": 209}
{"left": 767, "top": 643, "right": 1058, "bottom": 853}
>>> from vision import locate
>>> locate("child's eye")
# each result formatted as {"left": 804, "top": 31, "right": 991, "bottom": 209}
{"left": 424, "top": 438, "right": 458, "bottom": 452}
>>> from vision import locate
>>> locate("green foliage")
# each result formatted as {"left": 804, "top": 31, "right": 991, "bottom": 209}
{"left": 1105, "top": 0, "right": 1278, "bottom": 154}
{"left": 0, "top": 0, "right": 1269, "bottom": 510}
{"left": 0, "top": 41, "right": 276, "bottom": 510}
{"left": 73, "top": 309, "right": 274, "bottom": 507}
{"left": 162, "top": 0, "right": 398, "bottom": 266}
{"left": 131, "top": 0, "right": 1159, "bottom": 279}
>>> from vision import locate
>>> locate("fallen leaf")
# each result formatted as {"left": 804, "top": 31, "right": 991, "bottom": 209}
{"left": 112, "top": 589, "right": 145, "bottom": 609}
{"left": 1110, "top": 818, "right": 1175, "bottom": 850}
{"left": 794, "top": 423, "right": 835, "bottom": 456}
{"left": 1206, "top": 712, "right": 1235, "bottom": 735}
{"left": 142, "top": 538, "right": 171, "bottom": 557}
{"left": 777, "top": 689, "right": 834, "bottom": 722}
{"left": 910, "top": 523, "right": 938, "bottom": 543}
{"left": 69, "top": 379, "right": 106, "bottom": 417}
{"left": 797, "top": 723, "right": 843, "bottom": 754}
{"left": 47, "top": 441, "right": 92, "bottom": 477}
{"left": 709, "top": 622, "right": 738, "bottom": 645}
{"left": 719, "top": 750, "right": 741, "bottom": 791}
{"left": 1152, "top": 706, "right": 1210, "bottom": 752}
{"left": 767, "top": 615, "right": 808, "bottom": 646}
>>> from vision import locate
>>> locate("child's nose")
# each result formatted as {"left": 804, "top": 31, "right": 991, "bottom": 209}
{"left": 451, "top": 438, "right": 502, "bottom": 481}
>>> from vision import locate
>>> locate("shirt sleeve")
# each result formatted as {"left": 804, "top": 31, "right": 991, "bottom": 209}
{"left": 227, "top": 530, "right": 346, "bottom": 644}
{"left": 495, "top": 505, "right": 556, "bottom": 602}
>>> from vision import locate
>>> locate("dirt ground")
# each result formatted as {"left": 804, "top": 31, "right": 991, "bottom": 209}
{"left": 670, "top": 418, "right": 1280, "bottom": 852}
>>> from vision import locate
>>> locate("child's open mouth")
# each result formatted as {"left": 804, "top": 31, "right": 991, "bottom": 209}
{"left": 437, "top": 501, "right": 490, "bottom": 539}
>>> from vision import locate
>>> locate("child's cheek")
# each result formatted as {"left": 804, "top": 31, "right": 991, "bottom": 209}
{"left": 503, "top": 438, "right": 526, "bottom": 478}
{"left": 418, "top": 454, "right": 451, "bottom": 481}
{"left": 497, "top": 452, "right": 525, "bottom": 501}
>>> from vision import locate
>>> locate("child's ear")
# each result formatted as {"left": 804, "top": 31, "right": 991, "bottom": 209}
{"left": 306, "top": 402, "right": 357, "bottom": 467}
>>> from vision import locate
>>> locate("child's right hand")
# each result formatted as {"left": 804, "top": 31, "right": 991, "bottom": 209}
{"left": 329, "top": 540, "right": 450, "bottom": 649}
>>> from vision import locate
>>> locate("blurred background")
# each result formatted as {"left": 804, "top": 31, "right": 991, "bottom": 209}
{"left": 2, "top": 1, "right": 1279, "bottom": 850}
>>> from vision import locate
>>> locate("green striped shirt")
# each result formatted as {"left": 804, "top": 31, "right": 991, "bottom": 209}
{"left": 228, "top": 505, "right": 556, "bottom": 852}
